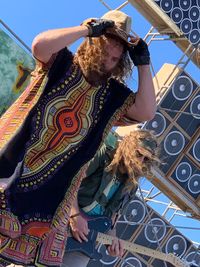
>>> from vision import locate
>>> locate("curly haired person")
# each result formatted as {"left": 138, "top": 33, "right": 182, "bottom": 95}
{"left": 0, "top": 10, "right": 156, "bottom": 266}
{"left": 63, "top": 129, "right": 159, "bottom": 267}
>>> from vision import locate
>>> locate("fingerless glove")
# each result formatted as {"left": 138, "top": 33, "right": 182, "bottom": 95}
{"left": 82, "top": 19, "right": 115, "bottom": 37}
{"left": 128, "top": 38, "right": 150, "bottom": 66}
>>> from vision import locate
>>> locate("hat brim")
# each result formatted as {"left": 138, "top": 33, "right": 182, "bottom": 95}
{"left": 105, "top": 27, "right": 133, "bottom": 46}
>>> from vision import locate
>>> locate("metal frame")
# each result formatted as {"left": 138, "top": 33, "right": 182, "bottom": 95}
{"left": 0, "top": 19, "right": 32, "bottom": 54}
{"left": 98, "top": 0, "right": 200, "bottom": 253}
{"left": 1, "top": 0, "right": 199, "bottom": 264}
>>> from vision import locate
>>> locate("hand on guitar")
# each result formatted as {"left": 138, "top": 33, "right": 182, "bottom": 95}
{"left": 107, "top": 238, "right": 125, "bottom": 257}
{"left": 69, "top": 214, "right": 89, "bottom": 243}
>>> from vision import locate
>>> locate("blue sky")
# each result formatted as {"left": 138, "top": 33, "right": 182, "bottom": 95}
{"left": 0, "top": 0, "right": 199, "bottom": 247}
{"left": 1, "top": 0, "right": 199, "bottom": 82}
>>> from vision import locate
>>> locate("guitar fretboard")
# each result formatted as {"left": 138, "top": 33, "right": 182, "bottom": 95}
{"left": 97, "top": 232, "right": 188, "bottom": 267}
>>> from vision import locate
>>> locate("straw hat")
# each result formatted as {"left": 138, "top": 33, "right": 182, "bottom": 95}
{"left": 101, "top": 10, "right": 133, "bottom": 45}
{"left": 83, "top": 10, "right": 135, "bottom": 45}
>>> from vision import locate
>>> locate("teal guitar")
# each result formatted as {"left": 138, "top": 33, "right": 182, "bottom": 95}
{"left": 66, "top": 215, "right": 188, "bottom": 267}
{"left": 66, "top": 215, "right": 112, "bottom": 260}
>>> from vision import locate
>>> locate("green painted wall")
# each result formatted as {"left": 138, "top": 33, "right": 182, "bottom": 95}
{"left": 0, "top": 28, "right": 35, "bottom": 116}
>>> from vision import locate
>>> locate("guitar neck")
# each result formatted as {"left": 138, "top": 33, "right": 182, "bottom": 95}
{"left": 97, "top": 232, "right": 167, "bottom": 260}
{"left": 96, "top": 232, "right": 187, "bottom": 267}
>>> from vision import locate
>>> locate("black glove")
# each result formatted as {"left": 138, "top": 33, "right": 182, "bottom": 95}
{"left": 128, "top": 38, "right": 150, "bottom": 66}
{"left": 83, "top": 19, "right": 115, "bottom": 37}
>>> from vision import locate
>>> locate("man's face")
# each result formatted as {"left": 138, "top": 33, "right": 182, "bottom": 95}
{"left": 78, "top": 37, "right": 124, "bottom": 86}
{"left": 100, "top": 38, "right": 124, "bottom": 72}
{"left": 135, "top": 150, "right": 149, "bottom": 164}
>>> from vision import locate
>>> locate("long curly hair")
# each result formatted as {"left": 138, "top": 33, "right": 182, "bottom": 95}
{"left": 74, "top": 34, "right": 133, "bottom": 84}
{"left": 106, "top": 130, "right": 160, "bottom": 190}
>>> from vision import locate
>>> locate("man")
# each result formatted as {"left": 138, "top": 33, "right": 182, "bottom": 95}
{"left": 0, "top": 10, "right": 156, "bottom": 266}
{"left": 62, "top": 129, "right": 160, "bottom": 267}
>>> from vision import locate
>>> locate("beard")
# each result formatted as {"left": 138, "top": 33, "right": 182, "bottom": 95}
{"left": 77, "top": 52, "right": 113, "bottom": 87}
{"left": 83, "top": 67, "right": 112, "bottom": 87}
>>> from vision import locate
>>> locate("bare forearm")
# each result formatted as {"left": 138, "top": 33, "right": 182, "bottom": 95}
{"left": 32, "top": 25, "right": 89, "bottom": 63}
{"left": 137, "top": 65, "right": 156, "bottom": 116}
{"left": 127, "top": 65, "right": 156, "bottom": 121}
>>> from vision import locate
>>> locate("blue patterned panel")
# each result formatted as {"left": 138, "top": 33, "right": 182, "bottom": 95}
{"left": 153, "top": 0, "right": 200, "bottom": 47}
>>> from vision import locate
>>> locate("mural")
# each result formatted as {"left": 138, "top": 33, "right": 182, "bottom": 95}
{"left": 0, "top": 28, "right": 35, "bottom": 116}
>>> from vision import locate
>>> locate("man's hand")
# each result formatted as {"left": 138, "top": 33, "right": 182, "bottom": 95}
{"left": 69, "top": 214, "right": 89, "bottom": 243}
{"left": 82, "top": 18, "right": 115, "bottom": 37}
{"left": 107, "top": 238, "right": 124, "bottom": 257}
{"left": 128, "top": 38, "right": 150, "bottom": 66}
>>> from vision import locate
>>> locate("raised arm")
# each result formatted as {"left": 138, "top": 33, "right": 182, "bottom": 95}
{"left": 32, "top": 26, "right": 89, "bottom": 63}
{"left": 126, "top": 38, "right": 156, "bottom": 122}
{"left": 32, "top": 18, "right": 115, "bottom": 64}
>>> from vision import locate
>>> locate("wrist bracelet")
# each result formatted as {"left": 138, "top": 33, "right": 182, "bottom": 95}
{"left": 70, "top": 212, "right": 80, "bottom": 219}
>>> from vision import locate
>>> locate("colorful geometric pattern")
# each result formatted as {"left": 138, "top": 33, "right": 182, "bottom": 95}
{"left": 0, "top": 64, "right": 48, "bottom": 151}
{"left": 0, "top": 48, "right": 136, "bottom": 266}
{"left": 20, "top": 64, "right": 103, "bottom": 190}
{"left": 0, "top": 210, "right": 21, "bottom": 239}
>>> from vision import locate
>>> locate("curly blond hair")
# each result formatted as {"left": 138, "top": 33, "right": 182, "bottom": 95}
{"left": 74, "top": 34, "right": 133, "bottom": 83}
{"left": 106, "top": 130, "right": 160, "bottom": 189}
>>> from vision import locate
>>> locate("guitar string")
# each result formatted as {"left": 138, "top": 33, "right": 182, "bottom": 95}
{"left": 99, "top": 174, "right": 200, "bottom": 266}
{"left": 107, "top": 186, "right": 169, "bottom": 267}
{"left": 118, "top": 189, "right": 200, "bottom": 267}
{"left": 99, "top": 94, "right": 200, "bottom": 267}
{"left": 100, "top": 191, "right": 147, "bottom": 266}
{"left": 112, "top": 186, "right": 194, "bottom": 267}
{"left": 109, "top": 53, "right": 200, "bottom": 267}
{"left": 100, "top": 193, "right": 187, "bottom": 265}
{"left": 137, "top": 184, "right": 169, "bottom": 267}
